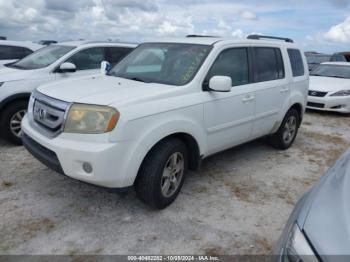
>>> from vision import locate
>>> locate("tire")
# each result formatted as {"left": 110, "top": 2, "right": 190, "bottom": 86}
{"left": 135, "top": 138, "right": 188, "bottom": 209}
{"left": 0, "top": 101, "right": 28, "bottom": 145}
{"left": 268, "top": 108, "right": 300, "bottom": 150}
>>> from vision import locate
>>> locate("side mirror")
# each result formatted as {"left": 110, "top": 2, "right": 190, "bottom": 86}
{"left": 58, "top": 62, "right": 76, "bottom": 73}
{"left": 101, "top": 61, "right": 111, "bottom": 75}
{"left": 208, "top": 76, "right": 232, "bottom": 92}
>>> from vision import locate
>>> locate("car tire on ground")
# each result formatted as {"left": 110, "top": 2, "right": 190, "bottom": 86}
{"left": 135, "top": 138, "right": 188, "bottom": 209}
{"left": 268, "top": 108, "right": 300, "bottom": 150}
{"left": 0, "top": 101, "right": 28, "bottom": 145}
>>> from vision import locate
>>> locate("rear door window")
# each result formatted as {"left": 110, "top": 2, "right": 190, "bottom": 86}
{"left": 253, "top": 47, "right": 285, "bottom": 82}
{"left": 288, "top": 49, "right": 305, "bottom": 77}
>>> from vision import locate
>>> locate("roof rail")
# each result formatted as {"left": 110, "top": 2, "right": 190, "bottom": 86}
{"left": 247, "top": 34, "right": 294, "bottom": 43}
{"left": 186, "top": 35, "right": 218, "bottom": 38}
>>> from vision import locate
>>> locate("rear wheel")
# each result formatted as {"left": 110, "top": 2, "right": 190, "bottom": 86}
{"left": 268, "top": 108, "right": 300, "bottom": 150}
{"left": 0, "top": 101, "right": 28, "bottom": 145}
{"left": 135, "top": 138, "right": 188, "bottom": 209}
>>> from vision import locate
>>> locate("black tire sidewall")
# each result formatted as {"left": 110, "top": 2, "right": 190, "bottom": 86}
{"left": 135, "top": 138, "right": 188, "bottom": 209}
{"left": 0, "top": 101, "right": 28, "bottom": 145}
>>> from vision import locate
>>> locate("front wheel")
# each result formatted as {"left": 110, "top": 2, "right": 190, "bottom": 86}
{"left": 0, "top": 101, "right": 28, "bottom": 145}
{"left": 268, "top": 108, "right": 300, "bottom": 150}
{"left": 135, "top": 138, "right": 188, "bottom": 209}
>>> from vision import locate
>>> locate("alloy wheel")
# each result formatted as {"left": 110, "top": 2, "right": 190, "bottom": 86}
{"left": 161, "top": 152, "right": 185, "bottom": 198}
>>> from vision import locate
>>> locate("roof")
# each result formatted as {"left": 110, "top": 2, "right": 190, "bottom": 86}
{"left": 333, "top": 52, "right": 350, "bottom": 55}
{"left": 322, "top": 62, "right": 350, "bottom": 66}
{"left": 57, "top": 40, "right": 137, "bottom": 48}
{"left": 143, "top": 37, "right": 298, "bottom": 47}
{"left": 0, "top": 40, "right": 42, "bottom": 50}
{"left": 306, "top": 53, "right": 331, "bottom": 57}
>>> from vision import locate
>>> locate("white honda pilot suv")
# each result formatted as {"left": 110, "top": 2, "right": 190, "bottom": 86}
{"left": 22, "top": 35, "right": 308, "bottom": 209}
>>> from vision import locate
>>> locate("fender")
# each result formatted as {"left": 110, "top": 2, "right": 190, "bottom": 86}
{"left": 290, "top": 91, "right": 306, "bottom": 117}
{"left": 0, "top": 93, "right": 31, "bottom": 111}
{"left": 120, "top": 117, "right": 207, "bottom": 187}
{"left": 270, "top": 90, "right": 305, "bottom": 134}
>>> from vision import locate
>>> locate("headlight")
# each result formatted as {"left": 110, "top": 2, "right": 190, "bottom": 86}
{"left": 283, "top": 224, "right": 318, "bottom": 262}
{"left": 64, "top": 104, "right": 119, "bottom": 134}
{"left": 330, "top": 90, "right": 350, "bottom": 96}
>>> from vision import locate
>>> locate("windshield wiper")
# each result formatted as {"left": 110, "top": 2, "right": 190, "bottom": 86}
{"left": 329, "top": 75, "right": 346, "bottom": 79}
{"left": 110, "top": 74, "right": 153, "bottom": 83}
{"left": 7, "top": 64, "right": 23, "bottom": 69}
{"left": 127, "top": 77, "right": 152, "bottom": 83}
{"left": 310, "top": 74, "right": 333, "bottom": 77}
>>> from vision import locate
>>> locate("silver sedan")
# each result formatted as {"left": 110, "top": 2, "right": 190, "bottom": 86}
{"left": 274, "top": 149, "right": 350, "bottom": 262}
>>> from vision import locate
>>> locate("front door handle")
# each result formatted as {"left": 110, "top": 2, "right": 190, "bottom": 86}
{"left": 242, "top": 95, "right": 255, "bottom": 103}
{"left": 280, "top": 87, "right": 289, "bottom": 93}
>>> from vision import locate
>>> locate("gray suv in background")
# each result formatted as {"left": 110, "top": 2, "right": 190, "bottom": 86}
{"left": 274, "top": 148, "right": 350, "bottom": 261}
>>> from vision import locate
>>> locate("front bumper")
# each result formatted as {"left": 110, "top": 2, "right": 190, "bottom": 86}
{"left": 21, "top": 115, "right": 137, "bottom": 188}
{"left": 22, "top": 132, "right": 64, "bottom": 174}
{"left": 307, "top": 95, "right": 350, "bottom": 113}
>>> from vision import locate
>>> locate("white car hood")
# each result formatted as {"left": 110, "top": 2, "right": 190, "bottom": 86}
{"left": 309, "top": 76, "right": 350, "bottom": 92}
{"left": 37, "top": 75, "right": 176, "bottom": 106}
{"left": 0, "top": 66, "right": 36, "bottom": 82}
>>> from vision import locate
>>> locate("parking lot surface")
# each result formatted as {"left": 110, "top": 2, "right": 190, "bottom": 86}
{"left": 0, "top": 111, "right": 349, "bottom": 255}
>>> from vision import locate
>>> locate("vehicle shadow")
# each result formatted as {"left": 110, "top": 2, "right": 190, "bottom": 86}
{"left": 12, "top": 136, "right": 272, "bottom": 211}
{"left": 0, "top": 137, "right": 23, "bottom": 149}
{"left": 306, "top": 108, "right": 350, "bottom": 118}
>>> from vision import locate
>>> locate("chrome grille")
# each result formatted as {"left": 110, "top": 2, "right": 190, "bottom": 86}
{"left": 308, "top": 90, "right": 328, "bottom": 97}
{"left": 29, "top": 90, "right": 70, "bottom": 138}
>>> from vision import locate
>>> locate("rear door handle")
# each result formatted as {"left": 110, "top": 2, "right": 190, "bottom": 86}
{"left": 242, "top": 95, "right": 255, "bottom": 103}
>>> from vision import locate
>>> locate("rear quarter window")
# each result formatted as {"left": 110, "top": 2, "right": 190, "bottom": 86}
{"left": 288, "top": 49, "right": 305, "bottom": 77}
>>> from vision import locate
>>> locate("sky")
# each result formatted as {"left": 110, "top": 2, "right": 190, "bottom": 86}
{"left": 0, "top": 0, "right": 350, "bottom": 53}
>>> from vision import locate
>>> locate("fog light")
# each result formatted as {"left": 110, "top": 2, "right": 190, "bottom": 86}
{"left": 82, "top": 162, "right": 93, "bottom": 173}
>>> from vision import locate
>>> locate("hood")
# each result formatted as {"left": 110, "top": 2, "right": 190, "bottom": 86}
{"left": 0, "top": 66, "right": 37, "bottom": 82}
{"left": 309, "top": 76, "right": 350, "bottom": 93}
{"left": 303, "top": 149, "right": 350, "bottom": 255}
{"left": 37, "top": 75, "right": 176, "bottom": 106}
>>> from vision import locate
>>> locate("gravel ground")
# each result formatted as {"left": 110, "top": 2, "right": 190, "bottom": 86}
{"left": 0, "top": 110, "right": 349, "bottom": 255}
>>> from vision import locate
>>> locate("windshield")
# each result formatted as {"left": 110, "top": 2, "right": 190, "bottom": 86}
{"left": 108, "top": 43, "right": 212, "bottom": 86}
{"left": 307, "top": 55, "right": 330, "bottom": 64}
{"left": 330, "top": 54, "right": 350, "bottom": 62}
{"left": 310, "top": 64, "right": 350, "bottom": 79}
{"left": 9, "top": 45, "right": 75, "bottom": 70}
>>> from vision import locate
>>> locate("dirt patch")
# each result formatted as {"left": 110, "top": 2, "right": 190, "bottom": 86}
{"left": 255, "top": 237, "right": 273, "bottom": 253}
{"left": 303, "top": 130, "right": 346, "bottom": 145}
{"left": 299, "top": 129, "right": 350, "bottom": 168}
{"left": 302, "top": 121, "right": 312, "bottom": 126}
{"left": 203, "top": 246, "right": 228, "bottom": 256}
{"left": 224, "top": 181, "right": 271, "bottom": 204}
{"left": 19, "top": 218, "right": 55, "bottom": 239}
{"left": 1, "top": 180, "right": 13, "bottom": 188}
{"left": 194, "top": 186, "right": 209, "bottom": 194}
